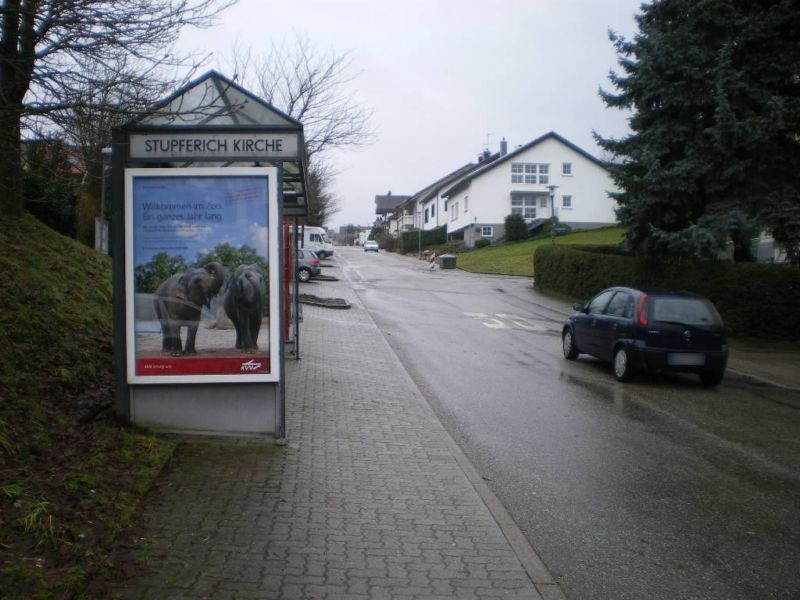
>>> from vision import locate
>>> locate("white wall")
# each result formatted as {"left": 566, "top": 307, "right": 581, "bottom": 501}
{"left": 422, "top": 195, "right": 448, "bottom": 231}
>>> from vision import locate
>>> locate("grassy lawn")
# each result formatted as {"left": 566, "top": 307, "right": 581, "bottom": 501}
{"left": 455, "top": 227, "right": 624, "bottom": 277}
{"left": 0, "top": 215, "right": 177, "bottom": 599}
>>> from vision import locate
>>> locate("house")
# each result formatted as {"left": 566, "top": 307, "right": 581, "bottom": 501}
{"left": 440, "top": 131, "right": 619, "bottom": 247}
{"left": 375, "top": 152, "right": 499, "bottom": 238}
{"left": 374, "top": 191, "right": 411, "bottom": 235}
{"left": 410, "top": 151, "right": 499, "bottom": 233}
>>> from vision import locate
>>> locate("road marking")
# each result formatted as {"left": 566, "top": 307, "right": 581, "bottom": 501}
{"left": 496, "top": 313, "right": 548, "bottom": 332}
{"left": 464, "top": 312, "right": 509, "bottom": 329}
{"left": 465, "top": 312, "right": 556, "bottom": 333}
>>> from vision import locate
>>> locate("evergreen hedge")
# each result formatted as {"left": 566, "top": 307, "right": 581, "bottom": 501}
{"left": 534, "top": 245, "right": 800, "bottom": 340}
{"left": 399, "top": 226, "right": 447, "bottom": 253}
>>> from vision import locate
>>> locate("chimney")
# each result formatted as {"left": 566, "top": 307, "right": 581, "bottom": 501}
{"left": 483, "top": 148, "right": 491, "bottom": 161}
{"left": 500, "top": 137, "right": 508, "bottom": 156}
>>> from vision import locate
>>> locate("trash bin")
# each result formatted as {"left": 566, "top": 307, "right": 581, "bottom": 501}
{"left": 440, "top": 254, "right": 457, "bottom": 269}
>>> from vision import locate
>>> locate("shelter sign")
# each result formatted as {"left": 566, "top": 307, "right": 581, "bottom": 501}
{"left": 129, "top": 132, "right": 300, "bottom": 161}
{"left": 125, "top": 167, "right": 280, "bottom": 384}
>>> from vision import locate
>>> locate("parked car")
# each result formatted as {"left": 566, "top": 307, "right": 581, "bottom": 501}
{"left": 562, "top": 287, "right": 728, "bottom": 386}
{"left": 296, "top": 248, "right": 321, "bottom": 282}
{"left": 363, "top": 240, "right": 379, "bottom": 252}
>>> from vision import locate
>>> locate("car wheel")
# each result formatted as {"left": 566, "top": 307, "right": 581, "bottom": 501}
{"left": 562, "top": 328, "right": 579, "bottom": 360}
{"left": 297, "top": 267, "right": 312, "bottom": 283}
{"left": 613, "top": 346, "right": 633, "bottom": 382}
{"left": 699, "top": 371, "right": 724, "bottom": 387}
{"left": 316, "top": 251, "right": 327, "bottom": 259}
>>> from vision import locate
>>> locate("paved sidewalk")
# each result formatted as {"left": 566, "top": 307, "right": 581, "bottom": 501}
{"left": 123, "top": 270, "right": 562, "bottom": 599}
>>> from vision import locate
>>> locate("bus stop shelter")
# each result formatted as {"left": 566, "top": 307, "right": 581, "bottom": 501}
{"left": 111, "top": 71, "right": 309, "bottom": 438}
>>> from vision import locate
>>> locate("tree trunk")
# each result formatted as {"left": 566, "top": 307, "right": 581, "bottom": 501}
{"left": 0, "top": 109, "right": 23, "bottom": 217}
{"left": 1, "top": 0, "right": 29, "bottom": 218}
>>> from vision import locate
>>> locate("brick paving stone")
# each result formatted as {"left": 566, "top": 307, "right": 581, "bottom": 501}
{"left": 121, "top": 261, "right": 548, "bottom": 599}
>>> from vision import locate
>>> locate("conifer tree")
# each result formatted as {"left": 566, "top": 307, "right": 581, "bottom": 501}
{"left": 596, "top": 0, "right": 800, "bottom": 264}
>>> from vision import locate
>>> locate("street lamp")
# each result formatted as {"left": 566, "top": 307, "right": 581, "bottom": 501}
{"left": 547, "top": 184, "right": 559, "bottom": 245}
{"left": 418, "top": 209, "right": 422, "bottom": 256}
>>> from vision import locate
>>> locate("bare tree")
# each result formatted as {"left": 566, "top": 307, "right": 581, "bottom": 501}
{"left": 226, "top": 35, "right": 374, "bottom": 226}
{"left": 45, "top": 59, "right": 176, "bottom": 243}
{"left": 0, "top": 0, "right": 236, "bottom": 217}
{"left": 230, "top": 35, "right": 374, "bottom": 160}
{"left": 304, "top": 158, "right": 340, "bottom": 227}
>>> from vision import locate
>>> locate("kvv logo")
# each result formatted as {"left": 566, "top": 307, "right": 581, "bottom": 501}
{"left": 240, "top": 360, "right": 263, "bottom": 372}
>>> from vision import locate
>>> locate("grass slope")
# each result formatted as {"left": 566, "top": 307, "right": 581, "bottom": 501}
{"left": 0, "top": 214, "right": 175, "bottom": 599}
{"left": 455, "top": 227, "right": 624, "bottom": 277}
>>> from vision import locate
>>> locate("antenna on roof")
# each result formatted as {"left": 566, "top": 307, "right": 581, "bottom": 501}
{"left": 478, "top": 133, "right": 495, "bottom": 162}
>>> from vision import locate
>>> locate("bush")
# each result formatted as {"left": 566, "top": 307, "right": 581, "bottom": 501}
{"left": 474, "top": 238, "right": 491, "bottom": 249}
{"left": 399, "top": 226, "right": 447, "bottom": 253}
{"left": 431, "top": 240, "right": 465, "bottom": 255}
{"left": 22, "top": 140, "right": 79, "bottom": 238}
{"left": 533, "top": 245, "right": 800, "bottom": 340}
{"left": 377, "top": 235, "right": 398, "bottom": 252}
{"left": 504, "top": 213, "right": 528, "bottom": 241}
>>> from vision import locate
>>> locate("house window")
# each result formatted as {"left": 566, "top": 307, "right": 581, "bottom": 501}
{"left": 424, "top": 208, "right": 429, "bottom": 223}
{"left": 431, "top": 204, "right": 436, "bottom": 217}
{"left": 562, "top": 195, "right": 572, "bottom": 208}
{"left": 451, "top": 202, "right": 459, "bottom": 221}
{"left": 444, "top": 200, "right": 448, "bottom": 211}
{"left": 511, "top": 162, "right": 550, "bottom": 184}
{"left": 464, "top": 195, "right": 469, "bottom": 212}
{"left": 562, "top": 162, "right": 572, "bottom": 176}
{"left": 511, "top": 197, "right": 537, "bottom": 219}
{"left": 511, "top": 163, "right": 523, "bottom": 184}
{"left": 481, "top": 226, "right": 493, "bottom": 237}
{"left": 539, "top": 198, "right": 547, "bottom": 209}
{"left": 538, "top": 164, "right": 549, "bottom": 184}
{"left": 524, "top": 164, "right": 537, "bottom": 184}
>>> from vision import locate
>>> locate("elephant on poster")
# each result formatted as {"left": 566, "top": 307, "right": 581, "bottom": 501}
{"left": 153, "top": 262, "right": 227, "bottom": 356}
{"left": 223, "top": 264, "right": 266, "bottom": 353}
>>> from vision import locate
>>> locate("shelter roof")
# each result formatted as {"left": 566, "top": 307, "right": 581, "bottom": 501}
{"left": 121, "top": 70, "right": 308, "bottom": 216}
{"left": 127, "top": 70, "right": 301, "bottom": 129}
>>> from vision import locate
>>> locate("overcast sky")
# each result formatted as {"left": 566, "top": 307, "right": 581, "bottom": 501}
{"left": 179, "top": 0, "right": 644, "bottom": 230}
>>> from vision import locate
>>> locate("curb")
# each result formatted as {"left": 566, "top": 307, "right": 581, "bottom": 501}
{"left": 726, "top": 368, "right": 800, "bottom": 393}
{"left": 344, "top": 276, "right": 568, "bottom": 600}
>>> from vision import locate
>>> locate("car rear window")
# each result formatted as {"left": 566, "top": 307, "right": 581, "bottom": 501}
{"left": 651, "top": 297, "right": 720, "bottom": 327}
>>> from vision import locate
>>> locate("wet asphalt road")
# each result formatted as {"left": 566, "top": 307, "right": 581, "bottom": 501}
{"left": 333, "top": 246, "right": 800, "bottom": 600}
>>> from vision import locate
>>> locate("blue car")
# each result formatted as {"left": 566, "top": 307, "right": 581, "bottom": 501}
{"left": 562, "top": 287, "right": 728, "bottom": 386}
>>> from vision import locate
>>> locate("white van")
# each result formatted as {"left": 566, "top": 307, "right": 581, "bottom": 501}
{"left": 301, "top": 226, "right": 334, "bottom": 259}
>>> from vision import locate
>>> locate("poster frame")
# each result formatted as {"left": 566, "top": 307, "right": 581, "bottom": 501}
{"left": 124, "top": 167, "right": 280, "bottom": 384}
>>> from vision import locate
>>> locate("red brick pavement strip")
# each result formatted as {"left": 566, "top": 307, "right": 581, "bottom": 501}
{"left": 122, "top": 266, "right": 563, "bottom": 599}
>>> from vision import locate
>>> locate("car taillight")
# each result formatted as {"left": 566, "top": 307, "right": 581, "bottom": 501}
{"left": 310, "top": 259, "right": 319, "bottom": 266}
{"left": 637, "top": 294, "right": 649, "bottom": 326}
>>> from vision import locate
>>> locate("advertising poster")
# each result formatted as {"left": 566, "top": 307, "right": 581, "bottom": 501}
{"left": 125, "top": 168, "right": 279, "bottom": 383}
